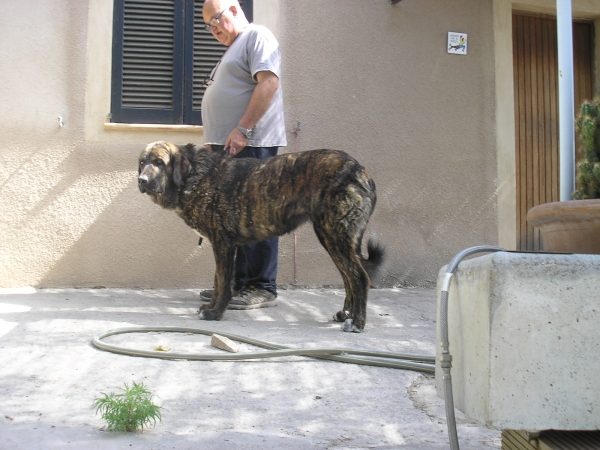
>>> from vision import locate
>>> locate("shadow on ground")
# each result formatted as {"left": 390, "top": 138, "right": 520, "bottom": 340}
{"left": 0, "top": 287, "right": 500, "bottom": 449}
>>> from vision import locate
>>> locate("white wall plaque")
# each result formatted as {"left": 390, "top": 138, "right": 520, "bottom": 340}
{"left": 448, "top": 32, "right": 467, "bottom": 55}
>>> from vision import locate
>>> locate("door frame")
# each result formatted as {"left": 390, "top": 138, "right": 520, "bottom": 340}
{"left": 493, "top": 0, "right": 600, "bottom": 250}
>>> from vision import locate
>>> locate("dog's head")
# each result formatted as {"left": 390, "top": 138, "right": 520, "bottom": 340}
{"left": 138, "top": 141, "right": 191, "bottom": 196}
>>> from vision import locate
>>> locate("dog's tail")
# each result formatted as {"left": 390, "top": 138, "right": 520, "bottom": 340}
{"left": 361, "top": 236, "right": 386, "bottom": 282}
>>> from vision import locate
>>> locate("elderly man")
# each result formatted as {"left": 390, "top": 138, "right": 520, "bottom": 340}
{"left": 200, "top": 0, "right": 287, "bottom": 308}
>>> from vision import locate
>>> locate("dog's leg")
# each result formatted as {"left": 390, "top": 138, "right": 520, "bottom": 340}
{"left": 343, "top": 267, "right": 370, "bottom": 333}
{"left": 198, "top": 245, "right": 235, "bottom": 321}
{"left": 198, "top": 272, "right": 220, "bottom": 312}
{"left": 342, "top": 232, "right": 372, "bottom": 333}
{"left": 313, "top": 225, "right": 369, "bottom": 333}
{"left": 335, "top": 258, "right": 369, "bottom": 333}
{"left": 332, "top": 300, "right": 351, "bottom": 323}
{"left": 333, "top": 309, "right": 351, "bottom": 322}
{"left": 331, "top": 274, "right": 352, "bottom": 322}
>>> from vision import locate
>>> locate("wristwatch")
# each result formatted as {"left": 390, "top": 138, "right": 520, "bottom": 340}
{"left": 236, "top": 124, "right": 254, "bottom": 139}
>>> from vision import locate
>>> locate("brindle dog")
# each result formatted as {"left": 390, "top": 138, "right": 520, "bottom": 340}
{"left": 138, "top": 141, "right": 384, "bottom": 332}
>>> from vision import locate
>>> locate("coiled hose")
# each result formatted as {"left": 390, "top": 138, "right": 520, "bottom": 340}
{"left": 93, "top": 326, "right": 435, "bottom": 372}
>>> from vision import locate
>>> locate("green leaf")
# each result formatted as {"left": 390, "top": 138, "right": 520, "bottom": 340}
{"left": 92, "top": 382, "right": 162, "bottom": 432}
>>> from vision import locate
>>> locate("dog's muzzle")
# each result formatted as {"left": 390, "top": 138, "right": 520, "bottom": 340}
{"left": 138, "top": 174, "right": 149, "bottom": 193}
{"left": 138, "top": 174, "right": 161, "bottom": 194}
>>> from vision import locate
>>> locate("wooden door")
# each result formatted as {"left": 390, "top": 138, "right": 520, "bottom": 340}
{"left": 513, "top": 13, "right": 595, "bottom": 251}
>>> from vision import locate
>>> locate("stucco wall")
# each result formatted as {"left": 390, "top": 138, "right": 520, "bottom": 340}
{"left": 0, "top": 0, "right": 500, "bottom": 289}
{"left": 279, "top": 0, "right": 499, "bottom": 287}
{"left": 0, "top": 0, "right": 209, "bottom": 289}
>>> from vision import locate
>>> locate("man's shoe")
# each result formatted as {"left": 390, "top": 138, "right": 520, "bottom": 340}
{"left": 200, "top": 289, "right": 239, "bottom": 302}
{"left": 228, "top": 286, "right": 278, "bottom": 310}
{"left": 200, "top": 289, "right": 213, "bottom": 302}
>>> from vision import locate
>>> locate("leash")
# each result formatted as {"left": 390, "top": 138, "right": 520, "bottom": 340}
{"left": 293, "top": 121, "right": 301, "bottom": 284}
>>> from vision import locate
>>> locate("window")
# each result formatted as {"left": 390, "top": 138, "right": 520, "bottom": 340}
{"left": 110, "top": 0, "right": 253, "bottom": 125}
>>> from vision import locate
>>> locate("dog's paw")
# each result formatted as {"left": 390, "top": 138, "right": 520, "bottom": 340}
{"left": 333, "top": 310, "right": 351, "bottom": 322}
{"left": 198, "top": 309, "right": 222, "bottom": 321}
{"left": 342, "top": 318, "right": 363, "bottom": 333}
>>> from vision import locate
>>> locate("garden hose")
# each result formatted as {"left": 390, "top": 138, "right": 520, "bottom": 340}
{"left": 92, "top": 326, "right": 435, "bottom": 373}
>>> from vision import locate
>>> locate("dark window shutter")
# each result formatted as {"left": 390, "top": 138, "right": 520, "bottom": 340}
{"left": 111, "top": 0, "right": 185, "bottom": 124}
{"left": 111, "top": 0, "right": 253, "bottom": 126}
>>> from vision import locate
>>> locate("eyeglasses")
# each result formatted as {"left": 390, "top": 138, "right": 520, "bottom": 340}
{"left": 204, "top": 9, "right": 227, "bottom": 31}
{"left": 202, "top": 59, "right": 222, "bottom": 87}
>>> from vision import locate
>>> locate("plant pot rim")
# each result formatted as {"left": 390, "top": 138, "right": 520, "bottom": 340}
{"left": 527, "top": 198, "right": 600, "bottom": 227}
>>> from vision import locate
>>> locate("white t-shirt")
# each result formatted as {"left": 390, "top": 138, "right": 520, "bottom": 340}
{"left": 201, "top": 24, "right": 287, "bottom": 147}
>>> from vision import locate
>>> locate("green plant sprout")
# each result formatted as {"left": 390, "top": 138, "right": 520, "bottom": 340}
{"left": 93, "top": 381, "right": 162, "bottom": 432}
{"left": 573, "top": 97, "right": 600, "bottom": 199}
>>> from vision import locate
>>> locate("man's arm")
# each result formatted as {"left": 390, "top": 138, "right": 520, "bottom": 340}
{"left": 225, "top": 70, "right": 279, "bottom": 156}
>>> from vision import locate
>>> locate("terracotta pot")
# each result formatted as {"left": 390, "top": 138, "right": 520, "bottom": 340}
{"left": 526, "top": 199, "right": 600, "bottom": 254}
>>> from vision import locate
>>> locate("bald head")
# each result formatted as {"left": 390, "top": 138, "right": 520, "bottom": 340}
{"left": 203, "top": 0, "right": 235, "bottom": 12}
{"left": 203, "top": 0, "right": 248, "bottom": 46}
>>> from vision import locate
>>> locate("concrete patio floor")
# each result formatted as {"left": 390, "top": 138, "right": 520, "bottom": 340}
{"left": 0, "top": 287, "right": 500, "bottom": 449}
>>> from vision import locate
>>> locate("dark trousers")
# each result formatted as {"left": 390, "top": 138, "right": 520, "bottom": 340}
{"left": 212, "top": 145, "right": 279, "bottom": 295}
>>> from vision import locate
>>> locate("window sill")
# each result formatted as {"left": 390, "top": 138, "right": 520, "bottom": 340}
{"left": 104, "top": 122, "right": 203, "bottom": 132}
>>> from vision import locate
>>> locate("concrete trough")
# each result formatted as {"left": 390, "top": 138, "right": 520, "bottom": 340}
{"left": 435, "top": 251, "right": 600, "bottom": 430}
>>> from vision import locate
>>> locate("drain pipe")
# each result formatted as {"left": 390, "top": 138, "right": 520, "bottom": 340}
{"left": 557, "top": 0, "right": 575, "bottom": 201}
{"left": 440, "top": 245, "right": 505, "bottom": 450}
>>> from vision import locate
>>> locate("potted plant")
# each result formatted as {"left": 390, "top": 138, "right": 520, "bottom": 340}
{"left": 527, "top": 97, "right": 600, "bottom": 254}
{"left": 572, "top": 98, "right": 600, "bottom": 199}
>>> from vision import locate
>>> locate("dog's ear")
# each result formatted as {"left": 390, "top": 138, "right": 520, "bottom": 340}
{"left": 172, "top": 151, "right": 191, "bottom": 186}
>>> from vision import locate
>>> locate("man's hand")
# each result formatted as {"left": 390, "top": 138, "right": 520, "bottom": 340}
{"left": 225, "top": 128, "right": 248, "bottom": 157}
{"left": 224, "top": 70, "right": 278, "bottom": 157}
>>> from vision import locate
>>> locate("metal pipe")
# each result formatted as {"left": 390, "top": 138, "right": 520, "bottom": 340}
{"left": 557, "top": 0, "right": 575, "bottom": 201}
{"left": 440, "top": 246, "right": 505, "bottom": 450}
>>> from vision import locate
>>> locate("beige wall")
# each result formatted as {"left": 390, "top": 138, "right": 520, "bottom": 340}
{"left": 1, "top": 0, "right": 211, "bottom": 288}
{"left": 279, "top": 0, "right": 499, "bottom": 287}
{"left": 1, "top": 0, "right": 597, "bottom": 289}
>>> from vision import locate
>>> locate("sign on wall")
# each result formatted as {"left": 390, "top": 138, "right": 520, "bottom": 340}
{"left": 448, "top": 32, "right": 467, "bottom": 55}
